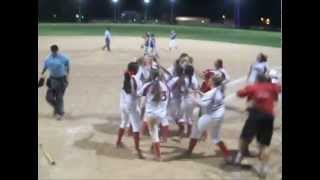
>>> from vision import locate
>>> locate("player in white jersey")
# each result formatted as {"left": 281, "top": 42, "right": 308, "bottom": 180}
{"left": 213, "top": 59, "right": 230, "bottom": 97}
{"left": 180, "top": 65, "right": 199, "bottom": 137}
{"left": 102, "top": 28, "right": 112, "bottom": 51}
{"left": 166, "top": 65, "right": 186, "bottom": 138}
{"left": 185, "top": 71, "right": 232, "bottom": 162}
{"left": 116, "top": 62, "right": 144, "bottom": 159}
{"left": 169, "top": 30, "right": 178, "bottom": 51}
{"left": 141, "top": 32, "right": 153, "bottom": 55}
{"left": 247, "top": 53, "right": 268, "bottom": 84}
{"left": 137, "top": 69, "right": 170, "bottom": 161}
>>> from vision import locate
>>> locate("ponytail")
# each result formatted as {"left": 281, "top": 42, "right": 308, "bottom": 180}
{"left": 151, "top": 80, "right": 161, "bottom": 103}
{"left": 123, "top": 71, "right": 132, "bottom": 94}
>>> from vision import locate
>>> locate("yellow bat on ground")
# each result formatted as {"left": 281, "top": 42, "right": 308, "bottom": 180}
{"left": 39, "top": 144, "right": 56, "bottom": 165}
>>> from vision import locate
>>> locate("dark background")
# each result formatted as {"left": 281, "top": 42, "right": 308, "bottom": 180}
{"left": 38, "top": 0, "right": 281, "bottom": 28}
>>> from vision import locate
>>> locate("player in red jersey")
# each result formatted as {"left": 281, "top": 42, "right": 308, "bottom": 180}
{"left": 233, "top": 73, "right": 281, "bottom": 178}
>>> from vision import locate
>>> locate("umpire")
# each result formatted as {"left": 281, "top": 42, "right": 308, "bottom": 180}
{"left": 40, "top": 45, "right": 70, "bottom": 120}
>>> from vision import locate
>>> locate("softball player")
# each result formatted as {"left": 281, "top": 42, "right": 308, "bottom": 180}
{"left": 185, "top": 71, "right": 231, "bottom": 162}
{"left": 137, "top": 68, "right": 170, "bottom": 161}
{"left": 169, "top": 30, "right": 178, "bottom": 51}
{"left": 166, "top": 65, "right": 186, "bottom": 138}
{"left": 150, "top": 33, "right": 160, "bottom": 58}
{"left": 142, "top": 32, "right": 152, "bottom": 55}
{"left": 102, "top": 28, "right": 111, "bottom": 51}
{"left": 247, "top": 53, "right": 269, "bottom": 84}
{"left": 180, "top": 65, "right": 199, "bottom": 137}
{"left": 136, "top": 55, "right": 161, "bottom": 135}
{"left": 116, "top": 62, "right": 144, "bottom": 159}
{"left": 214, "top": 59, "right": 230, "bottom": 96}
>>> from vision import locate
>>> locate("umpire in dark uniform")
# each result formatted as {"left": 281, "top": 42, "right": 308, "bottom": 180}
{"left": 40, "top": 45, "right": 70, "bottom": 120}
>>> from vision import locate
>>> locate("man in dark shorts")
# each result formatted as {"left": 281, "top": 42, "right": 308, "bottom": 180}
{"left": 233, "top": 73, "right": 281, "bottom": 177}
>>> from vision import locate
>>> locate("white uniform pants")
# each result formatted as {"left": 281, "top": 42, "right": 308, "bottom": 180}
{"left": 169, "top": 39, "right": 177, "bottom": 49}
{"left": 191, "top": 107, "right": 225, "bottom": 144}
{"left": 181, "top": 97, "right": 195, "bottom": 125}
{"left": 120, "top": 107, "right": 140, "bottom": 133}
{"left": 166, "top": 99, "right": 183, "bottom": 124}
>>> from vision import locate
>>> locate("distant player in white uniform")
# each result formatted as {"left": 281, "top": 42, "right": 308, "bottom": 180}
{"left": 137, "top": 68, "right": 170, "bottom": 161}
{"left": 116, "top": 62, "right": 144, "bottom": 159}
{"left": 141, "top": 32, "right": 152, "bottom": 55}
{"left": 102, "top": 28, "right": 111, "bottom": 51}
{"left": 150, "top": 33, "right": 160, "bottom": 58}
{"left": 247, "top": 53, "right": 269, "bottom": 84}
{"left": 184, "top": 71, "right": 232, "bottom": 162}
{"left": 169, "top": 30, "right": 178, "bottom": 51}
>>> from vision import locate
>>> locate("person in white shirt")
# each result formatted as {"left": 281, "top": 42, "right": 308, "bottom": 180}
{"left": 137, "top": 68, "right": 170, "bottom": 161}
{"left": 180, "top": 65, "right": 199, "bottom": 137}
{"left": 116, "top": 62, "right": 144, "bottom": 159}
{"left": 166, "top": 65, "right": 185, "bottom": 138}
{"left": 102, "top": 28, "right": 112, "bottom": 51}
{"left": 185, "top": 71, "right": 232, "bottom": 163}
{"left": 214, "top": 59, "right": 230, "bottom": 97}
{"left": 247, "top": 53, "right": 269, "bottom": 84}
{"left": 169, "top": 30, "right": 178, "bottom": 51}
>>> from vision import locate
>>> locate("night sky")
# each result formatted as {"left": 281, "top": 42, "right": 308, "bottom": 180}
{"left": 38, "top": 0, "right": 281, "bottom": 27}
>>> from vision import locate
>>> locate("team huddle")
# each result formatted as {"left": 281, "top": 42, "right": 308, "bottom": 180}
{"left": 39, "top": 30, "right": 281, "bottom": 178}
{"left": 115, "top": 47, "right": 281, "bottom": 177}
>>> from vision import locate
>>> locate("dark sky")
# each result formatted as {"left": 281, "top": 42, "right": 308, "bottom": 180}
{"left": 39, "top": 0, "right": 281, "bottom": 27}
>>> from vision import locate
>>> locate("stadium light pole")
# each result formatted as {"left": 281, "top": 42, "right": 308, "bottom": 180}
{"left": 234, "top": 0, "right": 240, "bottom": 28}
{"left": 78, "top": 0, "right": 82, "bottom": 22}
{"left": 144, "top": 0, "right": 150, "bottom": 22}
{"left": 112, "top": 0, "right": 119, "bottom": 23}
{"left": 170, "top": 0, "right": 175, "bottom": 24}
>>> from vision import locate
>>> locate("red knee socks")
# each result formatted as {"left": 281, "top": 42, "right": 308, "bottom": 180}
{"left": 217, "top": 141, "right": 230, "bottom": 158}
{"left": 187, "top": 138, "right": 198, "bottom": 154}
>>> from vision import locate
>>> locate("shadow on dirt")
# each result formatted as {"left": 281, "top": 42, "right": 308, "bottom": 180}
{"left": 73, "top": 134, "right": 137, "bottom": 160}
{"left": 38, "top": 112, "right": 121, "bottom": 122}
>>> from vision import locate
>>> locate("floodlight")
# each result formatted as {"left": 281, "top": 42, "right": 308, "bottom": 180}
{"left": 112, "top": 0, "right": 118, "bottom": 3}
{"left": 144, "top": 0, "right": 150, "bottom": 4}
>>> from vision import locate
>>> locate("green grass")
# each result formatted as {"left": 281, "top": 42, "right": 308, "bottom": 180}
{"left": 38, "top": 23, "right": 281, "bottom": 47}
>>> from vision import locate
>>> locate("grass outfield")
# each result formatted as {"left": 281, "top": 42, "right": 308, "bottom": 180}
{"left": 38, "top": 23, "right": 281, "bottom": 47}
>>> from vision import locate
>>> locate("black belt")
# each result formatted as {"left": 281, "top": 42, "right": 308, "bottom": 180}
{"left": 49, "top": 76, "right": 66, "bottom": 80}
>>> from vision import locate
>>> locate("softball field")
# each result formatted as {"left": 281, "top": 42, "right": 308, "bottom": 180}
{"left": 38, "top": 34, "right": 281, "bottom": 179}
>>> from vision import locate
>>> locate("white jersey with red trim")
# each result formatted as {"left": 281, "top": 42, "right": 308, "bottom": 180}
{"left": 137, "top": 80, "right": 169, "bottom": 119}
{"left": 120, "top": 75, "right": 143, "bottom": 111}
{"left": 195, "top": 87, "right": 225, "bottom": 115}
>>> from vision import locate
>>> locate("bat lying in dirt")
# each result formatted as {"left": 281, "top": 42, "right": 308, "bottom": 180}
{"left": 39, "top": 144, "right": 56, "bottom": 165}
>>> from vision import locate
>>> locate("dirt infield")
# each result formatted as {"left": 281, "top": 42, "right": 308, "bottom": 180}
{"left": 38, "top": 36, "right": 282, "bottom": 179}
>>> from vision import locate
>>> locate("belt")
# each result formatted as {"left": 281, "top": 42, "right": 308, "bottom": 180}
{"left": 49, "top": 76, "right": 65, "bottom": 80}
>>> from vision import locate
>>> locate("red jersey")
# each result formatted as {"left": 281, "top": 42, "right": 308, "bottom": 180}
{"left": 200, "top": 69, "right": 214, "bottom": 93}
{"left": 200, "top": 80, "right": 212, "bottom": 93}
{"left": 237, "top": 82, "right": 281, "bottom": 115}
